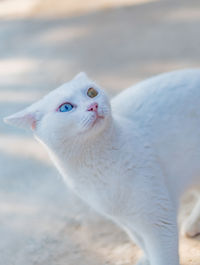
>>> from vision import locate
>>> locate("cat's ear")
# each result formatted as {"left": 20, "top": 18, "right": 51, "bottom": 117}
{"left": 73, "top": 72, "right": 88, "bottom": 81}
{"left": 4, "top": 104, "right": 41, "bottom": 131}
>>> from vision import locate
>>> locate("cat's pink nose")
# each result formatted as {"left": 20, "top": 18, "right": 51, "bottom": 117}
{"left": 87, "top": 103, "right": 98, "bottom": 112}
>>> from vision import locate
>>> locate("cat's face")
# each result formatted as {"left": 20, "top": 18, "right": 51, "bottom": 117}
{"left": 4, "top": 73, "right": 111, "bottom": 146}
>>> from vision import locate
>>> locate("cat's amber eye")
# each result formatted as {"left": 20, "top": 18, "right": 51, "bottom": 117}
{"left": 87, "top": 87, "right": 98, "bottom": 98}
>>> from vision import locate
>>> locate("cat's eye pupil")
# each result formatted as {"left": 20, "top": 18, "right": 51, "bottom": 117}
{"left": 59, "top": 103, "right": 73, "bottom": 112}
{"left": 87, "top": 87, "right": 98, "bottom": 98}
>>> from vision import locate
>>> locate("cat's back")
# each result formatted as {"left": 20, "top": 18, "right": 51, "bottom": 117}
{"left": 111, "top": 69, "right": 200, "bottom": 123}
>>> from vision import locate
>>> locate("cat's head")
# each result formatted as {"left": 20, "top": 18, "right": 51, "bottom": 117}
{"left": 4, "top": 73, "right": 112, "bottom": 146}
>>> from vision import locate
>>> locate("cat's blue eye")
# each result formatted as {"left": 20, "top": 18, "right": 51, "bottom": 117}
{"left": 59, "top": 103, "right": 74, "bottom": 112}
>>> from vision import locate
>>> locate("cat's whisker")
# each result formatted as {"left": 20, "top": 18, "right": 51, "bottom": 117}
{"left": 81, "top": 115, "right": 93, "bottom": 129}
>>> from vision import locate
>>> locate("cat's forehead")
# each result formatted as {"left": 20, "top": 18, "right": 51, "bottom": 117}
{"left": 41, "top": 76, "right": 98, "bottom": 107}
{"left": 56, "top": 78, "right": 96, "bottom": 96}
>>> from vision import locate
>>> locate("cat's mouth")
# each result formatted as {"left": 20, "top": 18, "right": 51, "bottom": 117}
{"left": 91, "top": 114, "right": 104, "bottom": 127}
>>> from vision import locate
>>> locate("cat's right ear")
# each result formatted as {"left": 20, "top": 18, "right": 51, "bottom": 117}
{"left": 73, "top": 72, "right": 88, "bottom": 81}
{"left": 3, "top": 105, "right": 41, "bottom": 131}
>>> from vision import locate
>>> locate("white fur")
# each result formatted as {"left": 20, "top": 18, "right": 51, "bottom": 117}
{"left": 4, "top": 69, "right": 200, "bottom": 265}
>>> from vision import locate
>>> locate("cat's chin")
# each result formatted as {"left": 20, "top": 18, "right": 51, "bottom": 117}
{"left": 87, "top": 117, "right": 105, "bottom": 134}
{"left": 91, "top": 115, "right": 105, "bottom": 128}
{"left": 82, "top": 114, "right": 109, "bottom": 137}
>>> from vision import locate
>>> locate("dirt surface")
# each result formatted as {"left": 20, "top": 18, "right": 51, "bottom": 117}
{"left": 0, "top": 0, "right": 200, "bottom": 264}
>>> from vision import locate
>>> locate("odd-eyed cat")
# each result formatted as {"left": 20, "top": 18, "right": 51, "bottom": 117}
{"left": 4, "top": 69, "right": 200, "bottom": 265}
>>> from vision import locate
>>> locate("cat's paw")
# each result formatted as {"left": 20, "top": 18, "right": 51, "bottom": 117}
{"left": 135, "top": 256, "right": 150, "bottom": 265}
{"left": 182, "top": 217, "right": 200, "bottom": 237}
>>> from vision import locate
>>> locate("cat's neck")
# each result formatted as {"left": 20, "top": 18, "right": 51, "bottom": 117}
{"left": 68, "top": 116, "right": 117, "bottom": 161}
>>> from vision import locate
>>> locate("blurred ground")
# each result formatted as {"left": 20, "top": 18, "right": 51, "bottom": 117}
{"left": 0, "top": 0, "right": 200, "bottom": 264}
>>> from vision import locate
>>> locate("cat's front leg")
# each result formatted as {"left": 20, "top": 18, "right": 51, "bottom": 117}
{"left": 128, "top": 217, "right": 179, "bottom": 265}
{"left": 122, "top": 190, "right": 180, "bottom": 265}
{"left": 142, "top": 223, "right": 179, "bottom": 265}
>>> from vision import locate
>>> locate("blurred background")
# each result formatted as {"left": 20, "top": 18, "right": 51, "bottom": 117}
{"left": 1, "top": 0, "right": 200, "bottom": 264}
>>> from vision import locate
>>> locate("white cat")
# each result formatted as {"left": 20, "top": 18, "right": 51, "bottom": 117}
{"left": 4, "top": 69, "right": 200, "bottom": 265}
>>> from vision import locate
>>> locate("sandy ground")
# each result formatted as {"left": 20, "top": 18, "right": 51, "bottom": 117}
{"left": 1, "top": 0, "right": 200, "bottom": 264}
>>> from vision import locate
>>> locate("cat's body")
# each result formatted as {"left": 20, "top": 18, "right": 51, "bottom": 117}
{"left": 4, "top": 69, "right": 200, "bottom": 265}
{"left": 113, "top": 69, "right": 200, "bottom": 202}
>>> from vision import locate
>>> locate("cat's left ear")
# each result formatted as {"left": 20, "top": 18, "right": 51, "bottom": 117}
{"left": 4, "top": 104, "right": 41, "bottom": 131}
